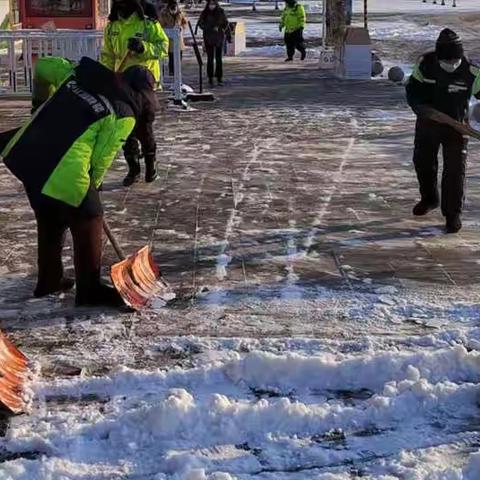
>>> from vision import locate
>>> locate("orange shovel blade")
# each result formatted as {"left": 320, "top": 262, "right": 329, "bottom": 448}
{"left": 110, "top": 246, "right": 172, "bottom": 310}
{"left": 0, "top": 330, "right": 29, "bottom": 414}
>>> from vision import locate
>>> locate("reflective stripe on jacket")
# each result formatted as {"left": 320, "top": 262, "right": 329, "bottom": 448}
{"left": 406, "top": 52, "right": 480, "bottom": 121}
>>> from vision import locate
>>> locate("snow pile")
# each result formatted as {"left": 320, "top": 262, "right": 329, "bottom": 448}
{"left": 2, "top": 342, "right": 480, "bottom": 478}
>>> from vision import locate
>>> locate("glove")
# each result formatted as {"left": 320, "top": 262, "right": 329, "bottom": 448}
{"left": 128, "top": 37, "right": 145, "bottom": 54}
{"left": 213, "top": 26, "right": 219, "bottom": 32}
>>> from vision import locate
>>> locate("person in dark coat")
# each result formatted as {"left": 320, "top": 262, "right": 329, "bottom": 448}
{"left": 406, "top": 28, "right": 480, "bottom": 233}
{"left": 196, "top": 0, "right": 230, "bottom": 86}
{"left": 0, "top": 58, "right": 157, "bottom": 307}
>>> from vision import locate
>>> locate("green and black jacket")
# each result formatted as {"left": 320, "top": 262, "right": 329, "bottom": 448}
{"left": 1, "top": 58, "right": 138, "bottom": 210}
{"left": 406, "top": 52, "right": 480, "bottom": 121}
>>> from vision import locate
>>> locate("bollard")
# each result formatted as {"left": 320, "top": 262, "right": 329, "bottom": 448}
{"left": 172, "top": 26, "right": 183, "bottom": 105}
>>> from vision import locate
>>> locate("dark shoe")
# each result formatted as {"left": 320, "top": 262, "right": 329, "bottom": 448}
{"left": 123, "top": 172, "right": 140, "bottom": 187}
{"left": 413, "top": 200, "right": 439, "bottom": 216}
{"left": 301, "top": 50, "right": 306, "bottom": 60}
{"left": 34, "top": 277, "right": 74, "bottom": 298}
{"left": 144, "top": 154, "right": 158, "bottom": 183}
{"left": 285, "top": 58, "right": 293, "bottom": 62}
{"left": 123, "top": 154, "right": 141, "bottom": 187}
{"left": 446, "top": 215, "right": 462, "bottom": 234}
{"left": 76, "top": 283, "right": 125, "bottom": 308}
{"left": 208, "top": 78, "right": 214, "bottom": 87}
{"left": 217, "top": 79, "right": 224, "bottom": 86}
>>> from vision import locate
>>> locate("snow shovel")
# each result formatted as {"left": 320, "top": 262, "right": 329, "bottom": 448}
{"left": 0, "top": 329, "right": 29, "bottom": 414}
{"left": 417, "top": 106, "right": 480, "bottom": 141}
{"left": 102, "top": 219, "right": 172, "bottom": 310}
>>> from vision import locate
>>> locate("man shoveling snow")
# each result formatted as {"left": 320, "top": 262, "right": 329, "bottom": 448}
{"left": 0, "top": 58, "right": 157, "bottom": 307}
{"left": 406, "top": 28, "right": 480, "bottom": 234}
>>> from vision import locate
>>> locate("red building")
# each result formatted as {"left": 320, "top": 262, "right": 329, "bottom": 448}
{"left": 9, "top": 0, "right": 110, "bottom": 29}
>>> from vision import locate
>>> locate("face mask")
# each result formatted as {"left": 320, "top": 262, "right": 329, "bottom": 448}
{"left": 169, "top": 7, "right": 178, "bottom": 13}
{"left": 209, "top": 4, "right": 217, "bottom": 10}
{"left": 439, "top": 59, "right": 462, "bottom": 73}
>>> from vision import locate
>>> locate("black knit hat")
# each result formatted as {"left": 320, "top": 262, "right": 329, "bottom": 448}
{"left": 436, "top": 28, "right": 464, "bottom": 61}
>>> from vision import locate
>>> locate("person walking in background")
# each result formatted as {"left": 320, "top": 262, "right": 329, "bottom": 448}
{"left": 196, "top": 0, "right": 230, "bottom": 87}
{"left": 279, "top": 0, "right": 306, "bottom": 62}
{"left": 101, "top": 0, "right": 168, "bottom": 186}
{"left": 406, "top": 28, "right": 480, "bottom": 234}
{"left": 159, "top": 0, "right": 188, "bottom": 77}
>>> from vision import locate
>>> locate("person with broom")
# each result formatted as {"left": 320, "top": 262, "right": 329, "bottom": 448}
{"left": 0, "top": 58, "right": 157, "bottom": 307}
{"left": 101, "top": 0, "right": 169, "bottom": 186}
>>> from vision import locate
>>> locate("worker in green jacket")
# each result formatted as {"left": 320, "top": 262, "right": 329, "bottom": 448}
{"left": 0, "top": 58, "right": 157, "bottom": 307}
{"left": 280, "top": 0, "right": 307, "bottom": 62}
{"left": 101, "top": 0, "right": 169, "bottom": 186}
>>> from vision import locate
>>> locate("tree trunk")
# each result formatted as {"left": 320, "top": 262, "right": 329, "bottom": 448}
{"left": 325, "top": 0, "right": 346, "bottom": 47}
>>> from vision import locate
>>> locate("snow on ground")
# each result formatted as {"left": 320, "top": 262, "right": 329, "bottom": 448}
{"left": 2, "top": 2, "right": 480, "bottom": 480}
{"left": 243, "top": 19, "right": 322, "bottom": 42}
{"left": 2, "top": 284, "right": 480, "bottom": 479}
{"left": 354, "top": 0, "right": 480, "bottom": 14}
{"left": 3, "top": 339, "right": 480, "bottom": 479}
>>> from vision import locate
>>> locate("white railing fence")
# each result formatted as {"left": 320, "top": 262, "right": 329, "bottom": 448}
{"left": 0, "top": 27, "right": 183, "bottom": 102}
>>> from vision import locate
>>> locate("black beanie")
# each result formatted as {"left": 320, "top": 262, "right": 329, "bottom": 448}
{"left": 436, "top": 28, "right": 464, "bottom": 61}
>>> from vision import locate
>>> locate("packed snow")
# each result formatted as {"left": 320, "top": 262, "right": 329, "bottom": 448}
{"left": 2, "top": 1, "right": 480, "bottom": 479}
{"left": 3, "top": 333, "right": 480, "bottom": 478}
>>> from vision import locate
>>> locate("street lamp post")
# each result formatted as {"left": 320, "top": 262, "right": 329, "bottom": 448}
{"left": 364, "top": 0, "right": 368, "bottom": 29}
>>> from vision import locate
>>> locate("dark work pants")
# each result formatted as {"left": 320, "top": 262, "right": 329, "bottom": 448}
{"left": 123, "top": 115, "right": 157, "bottom": 175}
{"left": 205, "top": 44, "right": 223, "bottom": 81}
{"left": 284, "top": 29, "right": 306, "bottom": 59}
{"left": 123, "top": 118, "right": 156, "bottom": 159}
{"left": 34, "top": 194, "right": 103, "bottom": 297}
{"left": 168, "top": 51, "right": 183, "bottom": 76}
{"left": 413, "top": 118, "right": 468, "bottom": 217}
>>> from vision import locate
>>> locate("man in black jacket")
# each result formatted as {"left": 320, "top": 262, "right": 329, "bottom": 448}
{"left": 406, "top": 28, "right": 480, "bottom": 233}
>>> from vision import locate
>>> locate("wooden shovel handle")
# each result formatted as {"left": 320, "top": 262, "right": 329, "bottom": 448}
{"left": 103, "top": 218, "right": 126, "bottom": 261}
{"left": 417, "top": 106, "right": 480, "bottom": 141}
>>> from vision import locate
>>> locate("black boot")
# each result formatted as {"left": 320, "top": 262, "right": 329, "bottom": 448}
{"left": 76, "top": 283, "right": 125, "bottom": 307}
{"left": 446, "top": 215, "right": 462, "bottom": 234}
{"left": 144, "top": 154, "right": 158, "bottom": 183}
{"left": 413, "top": 199, "right": 439, "bottom": 216}
{"left": 35, "top": 277, "right": 75, "bottom": 298}
{"left": 34, "top": 214, "right": 74, "bottom": 297}
{"left": 70, "top": 215, "right": 125, "bottom": 308}
{"left": 123, "top": 154, "right": 141, "bottom": 187}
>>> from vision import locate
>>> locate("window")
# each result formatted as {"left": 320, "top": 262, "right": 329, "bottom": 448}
{"left": 26, "top": 0, "right": 93, "bottom": 17}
